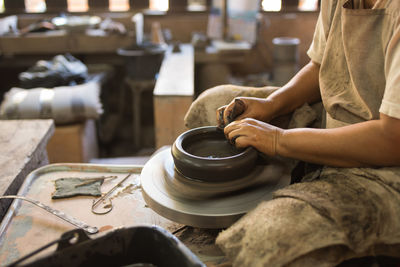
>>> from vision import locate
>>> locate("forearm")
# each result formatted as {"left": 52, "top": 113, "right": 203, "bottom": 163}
{"left": 267, "top": 61, "right": 322, "bottom": 120}
{"left": 277, "top": 118, "right": 400, "bottom": 167}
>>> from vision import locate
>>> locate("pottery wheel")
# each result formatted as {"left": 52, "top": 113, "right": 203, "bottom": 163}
{"left": 141, "top": 148, "right": 291, "bottom": 229}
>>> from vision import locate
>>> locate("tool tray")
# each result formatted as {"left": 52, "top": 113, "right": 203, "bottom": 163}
{"left": 0, "top": 163, "right": 181, "bottom": 266}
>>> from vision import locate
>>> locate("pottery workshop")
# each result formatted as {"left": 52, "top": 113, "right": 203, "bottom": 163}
{"left": 0, "top": 0, "right": 400, "bottom": 266}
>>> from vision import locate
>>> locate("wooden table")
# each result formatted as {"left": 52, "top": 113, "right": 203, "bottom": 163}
{"left": 0, "top": 119, "right": 54, "bottom": 220}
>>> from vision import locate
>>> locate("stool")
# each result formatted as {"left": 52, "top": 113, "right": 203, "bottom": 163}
{"left": 124, "top": 78, "right": 156, "bottom": 150}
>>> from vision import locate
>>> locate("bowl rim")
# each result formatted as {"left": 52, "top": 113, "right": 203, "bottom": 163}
{"left": 173, "top": 126, "right": 254, "bottom": 162}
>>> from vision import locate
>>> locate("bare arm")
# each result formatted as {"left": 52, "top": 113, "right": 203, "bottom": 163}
{"left": 218, "top": 60, "right": 321, "bottom": 126}
{"left": 223, "top": 60, "right": 400, "bottom": 167}
{"left": 225, "top": 113, "right": 400, "bottom": 167}
{"left": 266, "top": 60, "right": 322, "bottom": 120}
{"left": 277, "top": 113, "right": 400, "bottom": 167}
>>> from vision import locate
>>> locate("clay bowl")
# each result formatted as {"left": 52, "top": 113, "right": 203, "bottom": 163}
{"left": 171, "top": 126, "right": 258, "bottom": 182}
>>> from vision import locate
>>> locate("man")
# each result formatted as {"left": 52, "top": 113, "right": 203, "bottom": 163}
{"left": 215, "top": 0, "right": 400, "bottom": 265}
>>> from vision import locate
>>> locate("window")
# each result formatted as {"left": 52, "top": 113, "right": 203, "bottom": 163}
{"left": 298, "top": 0, "right": 318, "bottom": 11}
{"left": 67, "top": 0, "right": 88, "bottom": 12}
{"left": 187, "top": 0, "right": 207, "bottom": 11}
{"left": 109, "top": 0, "right": 129, "bottom": 11}
{"left": 149, "top": 0, "right": 168, "bottom": 11}
{"left": 262, "top": 0, "right": 282, "bottom": 11}
{"left": 1, "top": 0, "right": 317, "bottom": 14}
{"left": 262, "top": 0, "right": 319, "bottom": 11}
{"left": 25, "top": 0, "right": 46, "bottom": 13}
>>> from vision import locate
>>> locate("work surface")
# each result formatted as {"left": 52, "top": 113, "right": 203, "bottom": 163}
{"left": 0, "top": 163, "right": 226, "bottom": 266}
{"left": 0, "top": 119, "right": 54, "bottom": 220}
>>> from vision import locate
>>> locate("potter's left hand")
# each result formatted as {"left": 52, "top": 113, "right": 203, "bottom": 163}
{"left": 224, "top": 118, "right": 283, "bottom": 157}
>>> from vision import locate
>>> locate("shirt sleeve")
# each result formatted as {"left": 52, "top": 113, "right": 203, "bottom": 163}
{"left": 307, "top": 14, "right": 326, "bottom": 64}
{"left": 380, "top": 24, "right": 400, "bottom": 119}
{"left": 307, "top": 0, "right": 337, "bottom": 64}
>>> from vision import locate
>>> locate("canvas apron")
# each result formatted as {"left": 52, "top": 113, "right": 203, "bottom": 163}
{"left": 320, "top": 0, "right": 389, "bottom": 128}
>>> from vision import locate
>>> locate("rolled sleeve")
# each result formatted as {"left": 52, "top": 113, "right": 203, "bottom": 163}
{"left": 380, "top": 25, "right": 400, "bottom": 119}
{"left": 307, "top": 14, "right": 326, "bottom": 64}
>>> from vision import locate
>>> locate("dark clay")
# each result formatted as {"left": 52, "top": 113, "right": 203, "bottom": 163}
{"left": 172, "top": 126, "right": 258, "bottom": 182}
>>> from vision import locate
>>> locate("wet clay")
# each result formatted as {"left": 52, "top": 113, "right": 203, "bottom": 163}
{"left": 172, "top": 126, "right": 258, "bottom": 182}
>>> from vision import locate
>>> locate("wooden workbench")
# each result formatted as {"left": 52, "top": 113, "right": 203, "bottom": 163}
{"left": 0, "top": 119, "right": 54, "bottom": 220}
{"left": 153, "top": 44, "right": 195, "bottom": 148}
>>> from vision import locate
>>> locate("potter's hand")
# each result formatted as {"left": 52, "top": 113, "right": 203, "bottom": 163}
{"left": 224, "top": 118, "right": 283, "bottom": 157}
{"left": 216, "top": 97, "right": 272, "bottom": 128}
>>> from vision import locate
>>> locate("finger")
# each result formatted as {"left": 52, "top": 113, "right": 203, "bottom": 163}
{"left": 225, "top": 98, "right": 246, "bottom": 124}
{"left": 229, "top": 98, "right": 246, "bottom": 122}
{"left": 223, "top": 120, "right": 241, "bottom": 139}
{"left": 228, "top": 133, "right": 251, "bottom": 149}
{"left": 230, "top": 135, "right": 241, "bottom": 145}
{"left": 223, "top": 99, "right": 240, "bottom": 126}
{"left": 231, "top": 135, "right": 249, "bottom": 149}
{"left": 216, "top": 106, "right": 227, "bottom": 128}
{"left": 226, "top": 127, "right": 245, "bottom": 144}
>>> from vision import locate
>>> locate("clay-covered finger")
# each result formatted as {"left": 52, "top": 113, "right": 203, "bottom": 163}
{"left": 223, "top": 120, "right": 239, "bottom": 139}
{"left": 230, "top": 135, "right": 241, "bottom": 145}
{"left": 216, "top": 106, "right": 227, "bottom": 128}
{"left": 223, "top": 98, "right": 244, "bottom": 126}
{"left": 228, "top": 98, "right": 246, "bottom": 123}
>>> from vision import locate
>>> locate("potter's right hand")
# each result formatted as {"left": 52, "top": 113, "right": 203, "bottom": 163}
{"left": 216, "top": 97, "right": 273, "bottom": 128}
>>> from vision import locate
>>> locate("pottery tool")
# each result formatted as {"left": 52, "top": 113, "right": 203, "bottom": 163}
{"left": 0, "top": 195, "right": 98, "bottom": 234}
{"left": 74, "top": 175, "right": 118, "bottom": 188}
{"left": 91, "top": 173, "right": 132, "bottom": 215}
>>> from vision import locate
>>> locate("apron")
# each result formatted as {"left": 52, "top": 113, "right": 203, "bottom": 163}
{"left": 320, "top": 0, "right": 391, "bottom": 128}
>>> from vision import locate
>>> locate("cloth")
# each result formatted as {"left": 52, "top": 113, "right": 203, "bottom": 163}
{"left": 216, "top": 0, "right": 400, "bottom": 266}
{"left": 52, "top": 177, "right": 103, "bottom": 199}
{"left": 18, "top": 54, "right": 88, "bottom": 89}
{"left": 0, "top": 81, "right": 103, "bottom": 125}
{"left": 184, "top": 84, "right": 323, "bottom": 130}
{"left": 184, "top": 85, "right": 279, "bottom": 129}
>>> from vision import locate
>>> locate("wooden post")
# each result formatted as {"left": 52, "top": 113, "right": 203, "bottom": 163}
{"left": 169, "top": 0, "right": 187, "bottom": 12}
{"left": 130, "top": 0, "right": 149, "bottom": 9}
{"left": 4, "top": 0, "right": 25, "bottom": 13}
{"left": 45, "top": 0, "right": 68, "bottom": 12}
{"left": 88, "top": 0, "right": 109, "bottom": 10}
{"left": 282, "top": 0, "right": 299, "bottom": 10}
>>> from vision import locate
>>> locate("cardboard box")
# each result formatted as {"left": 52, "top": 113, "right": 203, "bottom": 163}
{"left": 47, "top": 119, "right": 98, "bottom": 163}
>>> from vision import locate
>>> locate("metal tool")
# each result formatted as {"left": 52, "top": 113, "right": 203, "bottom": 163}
{"left": 91, "top": 173, "right": 132, "bottom": 215}
{"left": 74, "top": 175, "right": 118, "bottom": 188}
{"left": 0, "top": 195, "right": 98, "bottom": 234}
